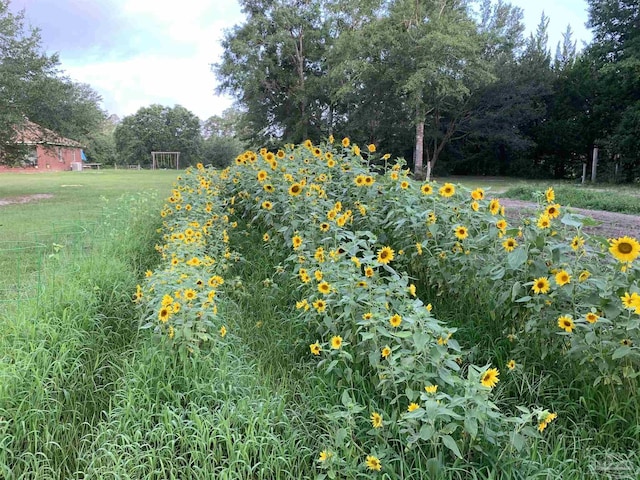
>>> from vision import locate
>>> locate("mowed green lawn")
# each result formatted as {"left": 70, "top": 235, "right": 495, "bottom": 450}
{"left": 0, "top": 169, "right": 178, "bottom": 241}
{"left": 0, "top": 170, "right": 177, "bottom": 299}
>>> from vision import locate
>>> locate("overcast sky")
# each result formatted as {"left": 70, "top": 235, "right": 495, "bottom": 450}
{"left": 10, "top": 0, "right": 593, "bottom": 122}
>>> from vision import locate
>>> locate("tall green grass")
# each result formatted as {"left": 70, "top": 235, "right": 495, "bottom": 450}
{"left": 2, "top": 171, "right": 638, "bottom": 478}
{"left": 503, "top": 184, "right": 640, "bottom": 215}
{"left": 0, "top": 193, "right": 162, "bottom": 477}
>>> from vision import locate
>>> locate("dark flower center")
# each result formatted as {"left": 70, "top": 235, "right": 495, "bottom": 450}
{"left": 618, "top": 242, "right": 632, "bottom": 254}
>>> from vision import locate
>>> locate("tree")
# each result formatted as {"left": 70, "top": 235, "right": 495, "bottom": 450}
{"left": 215, "top": 0, "right": 330, "bottom": 146}
{"left": 0, "top": 0, "right": 58, "bottom": 163}
{"left": 83, "top": 118, "right": 117, "bottom": 166}
{"left": 388, "top": 0, "right": 495, "bottom": 177}
{"left": 202, "top": 107, "right": 245, "bottom": 139}
{"left": 585, "top": 0, "right": 640, "bottom": 181}
{"left": 114, "top": 105, "right": 202, "bottom": 167}
{"left": 20, "top": 76, "right": 105, "bottom": 142}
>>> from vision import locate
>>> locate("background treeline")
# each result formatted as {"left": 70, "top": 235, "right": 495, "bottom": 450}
{"left": 0, "top": 0, "right": 244, "bottom": 168}
{"left": 2, "top": 0, "right": 638, "bottom": 179}
{"left": 215, "top": 0, "right": 640, "bottom": 182}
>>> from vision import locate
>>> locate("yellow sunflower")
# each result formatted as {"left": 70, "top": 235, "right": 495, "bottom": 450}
{"left": 381, "top": 346, "right": 391, "bottom": 359}
{"left": 421, "top": 183, "right": 433, "bottom": 195}
{"left": 158, "top": 306, "right": 172, "bottom": 323}
{"left": 507, "top": 360, "right": 516, "bottom": 371}
{"left": 330, "top": 335, "right": 342, "bottom": 349}
{"left": 313, "top": 299, "right": 326, "bottom": 313}
{"left": 545, "top": 203, "right": 561, "bottom": 219}
{"left": 579, "top": 270, "right": 590, "bottom": 282}
{"left": 609, "top": 236, "right": 640, "bottom": 263}
{"left": 454, "top": 225, "right": 469, "bottom": 240}
{"left": 555, "top": 270, "right": 571, "bottom": 286}
{"left": 389, "top": 314, "right": 402, "bottom": 328}
{"left": 309, "top": 342, "right": 321, "bottom": 355}
{"left": 557, "top": 315, "right": 575, "bottom": 333}
{"left": 288, "top": 183, "right": 303, "bottom": 196}
{"left": 377, "top": 246, "right": 395, "bottom": 264}
{"left": 317, "top": 281, "right": 331, "bottom": 295}
{"left": 502, "top": 238, "right": 518, "bottom": 252}
{"left": 370, "top": 412, "right": 383, "bottom": 428}
{"left": 292, "top": 235, "right": 303, "bottom": 250}
{"left": 481, "top": 368, "right": 500, "bottom": 388}
{"left": 537, "top": 214, "right": 551, "bottom": 229}
{"left": 471, "top": 188, "right": 485, "bottom": 200}
{"left": 366, "top": 455, "right": 382, "bottom": 472}
{"left": 425, "top": 385, "right": 438, "bottom": 394}
{"left": 318, "top": 450, "right": 331, "bottom": 462}
{"left": 545, "top": 187, "right": 555, "bottom": 203}
{"left": 341, "top": 137, "right": 350, "bottom": 148}
{"left": 407, "top": 403, "right": 420, "bottom": 412}
{"left": 571, "top": 236, "right": 584, "bottom": 251}
{"left": 531, "top": 277, "right": 551, "bottom": 294}
{"left": 439, "top": 183, "right": 455, "bottom": 197}
{"left": 489, "top": 199, "right": 501, "bottom": 215}
{"left": 621, "top": 292, "right": 640, "bottom": 310}
{"left": 585, "top": 312, "right": 599, "bottom": 324}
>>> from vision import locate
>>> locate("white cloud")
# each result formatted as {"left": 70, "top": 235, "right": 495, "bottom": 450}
{"left": 61, "top": 1, "right": 244, "bottom": 119}
{"left": 65, "top": 52, "right": 234, "bottom": 120}
{"left": 53, "top": 0, "right": 594, "bottom": 121}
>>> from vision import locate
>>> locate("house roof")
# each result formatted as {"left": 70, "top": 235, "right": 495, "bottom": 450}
{"left": 13, "top": 120, "right": 84, "bottom": 148}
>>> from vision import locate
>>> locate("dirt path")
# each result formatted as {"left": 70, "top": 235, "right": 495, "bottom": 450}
{"left": 500, "top": 198, "right": 640, "bottom": 239}
{"left": 0, "top": 193, "right": 53, "bottom": 207}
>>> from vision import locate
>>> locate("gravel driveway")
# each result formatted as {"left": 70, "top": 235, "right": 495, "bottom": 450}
{"left": 500, "top": 198, "right": 640, "bottom": 239}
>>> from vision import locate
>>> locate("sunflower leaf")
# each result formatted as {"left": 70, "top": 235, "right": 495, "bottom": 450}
{"left": 441, "top": 434, "right": 463, "bottom": 459}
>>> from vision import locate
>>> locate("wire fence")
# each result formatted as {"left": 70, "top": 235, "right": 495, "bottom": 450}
{"left": 0, "top": 215, "right": 106, "bottom": 309}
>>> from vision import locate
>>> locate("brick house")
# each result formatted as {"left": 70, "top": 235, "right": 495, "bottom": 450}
{"left": 0, "top": 120, "right": 84, "bottom": 172}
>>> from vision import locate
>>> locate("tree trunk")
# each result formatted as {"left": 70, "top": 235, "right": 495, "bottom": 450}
{"left": 591, "top": 146, "right": 598, "bottom": 183}
{"left": 415, "top": 112, "right": 424, "bottom": 176}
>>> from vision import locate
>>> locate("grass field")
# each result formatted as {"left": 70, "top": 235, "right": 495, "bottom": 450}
{"left": 0, "top": 170, "right": 178, "bottom": 302}
{"left": 1, "top": 167, "right": 638, "bottom": 479}
{"left": 0, "top": 170, "right": 179, "bottom": 239}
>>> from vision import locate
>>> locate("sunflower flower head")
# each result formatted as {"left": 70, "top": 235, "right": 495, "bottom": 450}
{"left": 555, "top": 270, "right": 571, "bottom": 286}
{"left": 609, "top": 236, "right": 640, "bottom": 263}
{"left": 366, "top": 455, "right": 382, "bottom": 472}
{"left": 377, "top": 246, "right": 395, "bottom": 264}
{"left": 439, "top": 183, "right": 455, "bottom": 197}
{"left": 531, "top": 277, "right": 551, "bottom": 294}
{"left": 370, "top": 411, "right": 383, "bottom": 428}
{"left": 481, "top": 368, "right": 500, "bottom": 388}
{"left": 557, "top": 315, "right": 575, "bottom": 333}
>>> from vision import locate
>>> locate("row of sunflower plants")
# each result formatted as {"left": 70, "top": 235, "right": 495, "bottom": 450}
{"left": 357, "top": 164, "right": 639, "bottom": 388}
{"left": 135, "top": 137, "right": 637, "bottom": 474}
{"left": 134, "top": 165, "right": 237, "bottom": 356}
{"left": 211, "top": 141, "right": 551, "bottom": 475}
